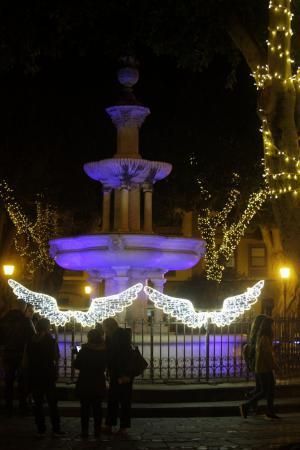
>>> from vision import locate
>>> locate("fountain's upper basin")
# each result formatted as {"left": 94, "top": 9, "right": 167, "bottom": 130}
{"left": 49, "top": 234, "right": 205, "bottom": 271}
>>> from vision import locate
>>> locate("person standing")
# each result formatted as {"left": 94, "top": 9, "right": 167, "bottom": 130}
{"left": 24, "top": 304, "right": 37, "bottom": 334}
{"left": 240, "top": 316, "right": 279, "bottom": 419}
{"left": 74, "top": 328, "right": 107, "bottom": 438}
{"left": 1, "top": 301, "right": 36, "bottom": 414}
{"left": 26, "top": 318, "right": 63, "bottom": 436}
{"left": 102, "top": 318, "right": 133, "bottom": 435}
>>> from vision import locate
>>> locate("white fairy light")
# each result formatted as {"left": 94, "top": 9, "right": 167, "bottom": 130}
{"left": 253, "top": 0, "right": 300, "bottom": 197}
{"left": 144, "top": 280, "right": 264, "bottom": 328}
{"left": 8, "top": 279, "right": 143, "bottom": 327}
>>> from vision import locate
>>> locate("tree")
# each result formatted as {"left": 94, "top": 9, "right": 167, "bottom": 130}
{"left": 0, "top": 180, "right": 63, "bottom": 293}
{"left": 198, "top": 185, "right": 267, "bottom": 283}
{"left": 1, "top": 0, "right": 300, "bottom": 311}
{"left": 226, "top": 0, "right": 300, "bottom": 313}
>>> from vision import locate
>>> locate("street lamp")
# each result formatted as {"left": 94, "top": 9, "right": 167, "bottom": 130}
{"left": 3, "top": 264, "right": 15, "bottom": 277}
{"left": 279, "top": 266, "right": 290, "bottom": 318}
{"left": 84, "top": 285, "right": 92, "bottom": 295}
{"left": 2, "top": 264, "right": 16, "bottom": 310}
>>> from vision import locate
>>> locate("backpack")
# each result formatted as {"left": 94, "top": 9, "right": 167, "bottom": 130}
{"left": 242, "top": 343, "right": 250, "bottom": 369}
{"left": 127, "top": 345, "right": 148, "bottom": 377}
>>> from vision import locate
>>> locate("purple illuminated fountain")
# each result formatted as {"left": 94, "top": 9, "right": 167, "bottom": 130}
{"left": 50, "top": 61, "right": 205, "bottom": 322}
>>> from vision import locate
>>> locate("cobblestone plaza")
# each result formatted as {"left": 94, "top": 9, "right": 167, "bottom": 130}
{"left": 1, "top": 414, "right": 300, "bottom": 450}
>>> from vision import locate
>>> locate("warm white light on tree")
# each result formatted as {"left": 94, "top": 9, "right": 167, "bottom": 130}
{"left": 197, "top": 188, "right": 267, "bottom": 282}
{"left": 253, "top": 0, "right": 300, "bottom": 198}
{"left": 8, "top": 279, "right": 143, "bottom": 327}
{"left": 144, "top": 280, "right": 264, "bottom": 328}
{"left": 0, "top": 180, "right": 57, "bottom": 273}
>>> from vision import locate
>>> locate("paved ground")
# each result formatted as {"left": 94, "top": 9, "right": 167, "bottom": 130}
{"left": 1, "top": 413, "right": 300, "bottom": 450}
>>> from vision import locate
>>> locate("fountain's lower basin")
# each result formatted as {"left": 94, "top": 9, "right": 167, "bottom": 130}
{"left": 50, "top": 233, "right": 205, "bottom": 272}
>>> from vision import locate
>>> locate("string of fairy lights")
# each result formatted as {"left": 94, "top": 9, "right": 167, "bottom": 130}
{"left": 252, "top": 0, "right": 300, "bottom": 198}
{"left": 0, "top": 180, "right": 57, "bottom": 273}
{"left": 197, "top": 188, "right": 268, "bottom": 283}
{"left": 8, "top": 279, "right": 264, "bottom": 328}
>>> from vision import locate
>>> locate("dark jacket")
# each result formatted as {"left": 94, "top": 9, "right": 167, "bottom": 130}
{"left": 255, "top": 335, "right": 275, "bottom": 373}
{"left": 1, "top": 309, "right": 36, "bottom": 363}
{"left": 74, "top": 343, "right": 107, "bottom": 398}
{"left": 26, "top": 333, "right": 59, "bottom": 385}
{"left": 106, "top": 327, "right": 132, "bottom": 379}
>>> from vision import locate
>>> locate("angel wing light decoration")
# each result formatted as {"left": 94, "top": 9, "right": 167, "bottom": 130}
{"left": 8, "top": 279, "right": 143, "bottom": 327}
{"left": 144, "top": 280, "right": 264, "bottom": 328}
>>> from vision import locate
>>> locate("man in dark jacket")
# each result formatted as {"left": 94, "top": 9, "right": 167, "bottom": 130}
{"left": 74, "top": 328, "right": 107, "bottom": 438}
{"left": 1, "top": 302, "right": 36, "bottom": 414}
{"left": 26, "top": 318, "right": 62, "bottom": 435}
{"left": 102, "top": 318, "right": 133, "bottom": 435}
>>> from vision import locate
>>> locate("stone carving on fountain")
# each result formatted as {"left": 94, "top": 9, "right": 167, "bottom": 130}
{"left": 49, "top": 59, "right": 206, "bottom": 324}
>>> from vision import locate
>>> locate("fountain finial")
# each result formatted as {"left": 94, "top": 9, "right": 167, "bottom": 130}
{"left": 117, "top": 56, "right": 139, "bottom": 88}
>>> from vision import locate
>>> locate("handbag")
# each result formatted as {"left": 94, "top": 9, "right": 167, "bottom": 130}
{"left": 127, "top": 345, "right": 148, "bottom": 377}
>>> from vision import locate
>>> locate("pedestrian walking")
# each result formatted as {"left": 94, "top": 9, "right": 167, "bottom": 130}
{"left": 240, "top": 316, "right": 280, "bottom": 419}
{"left": 243, "top": 314, "right": 267, "bottom": 409}
{"left": 74, "top": 327, "right": 107, "bottom": 438}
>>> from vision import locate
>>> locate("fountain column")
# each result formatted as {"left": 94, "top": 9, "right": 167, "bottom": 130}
{"left": 120, "top": 185, "right": 130, "bottom": 231}
{"left": 143, "top": 183, "right": 153, "bottom": 233}
{"left": 113, "top": 189, "right": 120, "bottom": 230}
{"left": 129, "top": 185, "right": 140, "bottom": 231}
{"left": 102, "top": 186, "right": 111, "bottom": 232}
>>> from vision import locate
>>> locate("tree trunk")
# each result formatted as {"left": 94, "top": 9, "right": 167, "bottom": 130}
{"left": 228, "top": 1, "right": 300, "bottom": 315}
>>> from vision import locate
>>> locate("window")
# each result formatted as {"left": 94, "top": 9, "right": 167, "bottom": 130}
{"left": 250, "top": 246, "right": 266, "bottom": 267}
{"left": 249, "top": 246, "right": 267, "bottom": 276}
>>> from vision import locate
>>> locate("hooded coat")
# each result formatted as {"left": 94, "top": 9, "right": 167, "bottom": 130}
{"left": 26, "top": 332, "right": 59, "bottom": 386}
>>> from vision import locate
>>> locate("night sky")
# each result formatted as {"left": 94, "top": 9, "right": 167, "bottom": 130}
{"left": 0, "top": 50, "right": 263, "bottom": 226}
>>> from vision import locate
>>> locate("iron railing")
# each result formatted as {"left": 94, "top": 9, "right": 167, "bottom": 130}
{"left": 54, "top": 317, "right": 300, "bottom": 383}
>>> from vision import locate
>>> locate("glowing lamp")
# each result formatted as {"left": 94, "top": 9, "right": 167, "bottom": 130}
{"left": 279, "top": 267, "right": 290, "bottom": 279}
{"left": 3, "top": 265, "right": 15, "bottom": 276}
{"left": 84, "top": 285, "right": 92, "bottom": 295}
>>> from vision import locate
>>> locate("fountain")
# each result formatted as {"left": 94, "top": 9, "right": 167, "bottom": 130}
{"left": 49, "top": 61, "right": 205, "bottom": 323}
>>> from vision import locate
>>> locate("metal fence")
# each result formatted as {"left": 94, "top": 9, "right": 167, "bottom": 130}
{"left": 54, "top": 317, "right": 300, "bottom": 383}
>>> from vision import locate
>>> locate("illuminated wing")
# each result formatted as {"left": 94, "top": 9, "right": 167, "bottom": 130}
{"left": 144, "top": 286, "right": 208, "bottom": 328}
{"left": 8, "top": 279, "right": 70, "bottom": 326}
{"left": 72, "top": 283, "right": 143, "bottom": 327}
{"left": 144, "top": 280, "right": 264, "bottom": 328}
{"left": 208, "top": 280, "right": 265, "bottom": 327}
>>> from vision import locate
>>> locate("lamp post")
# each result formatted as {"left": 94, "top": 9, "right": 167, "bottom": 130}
{"left": 2, "top": 263, "right": 15, "bottom": 310}
{"left": 279, "top": 267, "right": 290, "bottom": 318}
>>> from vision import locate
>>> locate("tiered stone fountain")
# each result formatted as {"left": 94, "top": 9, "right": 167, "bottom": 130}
{"left": 50, "top": 63, "right": 205, "bottom": 323}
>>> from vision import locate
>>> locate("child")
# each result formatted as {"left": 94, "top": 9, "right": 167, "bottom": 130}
{"left": 74, "top": 328, "right": 107, "bottom": 438}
